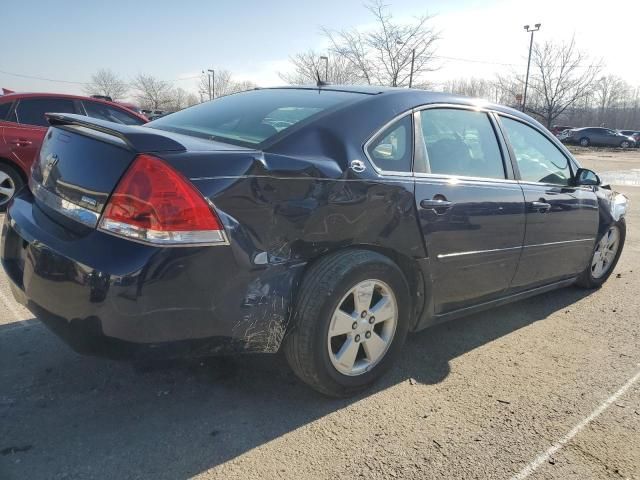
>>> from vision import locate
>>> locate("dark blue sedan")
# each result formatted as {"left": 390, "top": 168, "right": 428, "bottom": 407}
{"left": 0, "top": 86, "right": 628, "bottom": 396}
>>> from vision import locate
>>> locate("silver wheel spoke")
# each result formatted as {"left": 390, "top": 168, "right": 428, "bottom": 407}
{"left": 335, "top": 337, "right": 359, "bottom": 370}
{"left": 354, "top": 281, "right": 374, "bottom": 313}
{"left": 0, "top": 171, "right": 10, "bottom": 184}
{"left": 0, "top": 186, "right": 14, "bottom": 197}
{"left": 591, "top": 226, "right": 621, "bottom": 279}
{"left": 330, "top": 310, "right": 356, "bottom": 337}
{"left": 362, "top": 332, "right": 386, "bottom": 362}
{"left": 327, "top": 279, "right": 398, "bottom": 376}
{"left": 370, "top": 296, "right": 394, "bottom": 324}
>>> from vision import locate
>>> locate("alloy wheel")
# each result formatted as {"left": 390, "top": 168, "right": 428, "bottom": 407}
{"left": 0, "top": 170, "right": 16, "bottom": 207}
{"left": 327, "top": 279, "right": 398, "bottom": 376}
{"left": 591, "top": 226, "right": 620, "bottom": 279}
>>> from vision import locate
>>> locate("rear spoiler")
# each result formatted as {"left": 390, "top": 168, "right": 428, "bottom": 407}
{"left": 46, "top": 113, "right": 186, "bottom": 152}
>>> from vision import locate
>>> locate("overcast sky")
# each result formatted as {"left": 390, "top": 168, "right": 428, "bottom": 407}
{"left": 2, "top": 0, "right": 638, "bottom": 98}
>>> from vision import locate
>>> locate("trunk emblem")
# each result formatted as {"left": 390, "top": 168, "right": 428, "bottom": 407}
{"left": 42, "top": 153, "right": 59, "bottom": 184}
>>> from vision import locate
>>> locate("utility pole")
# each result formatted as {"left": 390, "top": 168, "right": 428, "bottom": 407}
{"left": 522, "top": 23, "right": 541, "bottom": 112}
{"left": 208, "top": 69, "right": 215, "bottom": 100}
{"left": 408, "top": 49, "right": 415, "bottom": 88}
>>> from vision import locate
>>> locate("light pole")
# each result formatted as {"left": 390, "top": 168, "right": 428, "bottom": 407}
{"left": 319, "top": 56, "right": 329, "bottom": 82}
{"left": 208, "top": 69, "right": 215, "bottom": 100}
{"left": 396, "top": 41, "right": 415, "bottom": 88}
{"left": 522, "top": 23, "right": 541, "bottom": 112}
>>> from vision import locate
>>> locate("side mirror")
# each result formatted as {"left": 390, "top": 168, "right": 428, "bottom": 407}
{"left": 574, "top": 168, "right": 600, "bottom": 186}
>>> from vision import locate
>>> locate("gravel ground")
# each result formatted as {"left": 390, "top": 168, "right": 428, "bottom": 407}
{"left": 1, "top": 148, "right": 639, "bottom": 480}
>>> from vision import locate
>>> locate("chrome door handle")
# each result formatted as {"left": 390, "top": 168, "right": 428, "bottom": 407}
{"left": 420, "top": 199, "right": 452, "bottom": 210}
{"left": 531, "top": 201, "right": 551, "bottom": 213}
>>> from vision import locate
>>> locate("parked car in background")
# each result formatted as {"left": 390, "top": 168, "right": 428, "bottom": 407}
{"left": 0, "top": 92, "right": 147, "bottom": 210}
{"left": 560, "top": 127, "right": 636, "bottom": 148}
{"left": 550, "top": 125, "right": 574, "bottom": 136}
{"left": 0, "top": 86, "right": 628, "bottom": 396}
{"left": 89, "top": 95, "right": 146, "bottom": 119}
{"left": 618, "top": 130, "right": 640, "bottom": 146}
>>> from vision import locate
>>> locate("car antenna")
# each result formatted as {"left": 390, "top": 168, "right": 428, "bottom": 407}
{"left": 315, "top": 68, "right": 330, "bottom": 88}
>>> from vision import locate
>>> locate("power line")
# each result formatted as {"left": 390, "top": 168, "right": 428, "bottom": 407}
{"left": 0, "top": 68, "right": 201, "bottom": 86}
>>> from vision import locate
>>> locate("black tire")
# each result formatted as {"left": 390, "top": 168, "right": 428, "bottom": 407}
{"left": 575, "top": 218, "right": 626, "bottom": 289}
{"left": 0, "top": 163, "right": 24, "bottom": 212}
{"left": 284, "top": 249, "right": 411, "bottom": 397}
{"left": 579, "top": 137, "right": 590, "bottom": 147}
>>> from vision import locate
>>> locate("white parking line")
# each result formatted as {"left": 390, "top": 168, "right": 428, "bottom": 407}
{"left": 510, "top": 365, "right": 640, "bottom": 480}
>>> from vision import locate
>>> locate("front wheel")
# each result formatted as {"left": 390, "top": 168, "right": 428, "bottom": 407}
{"left": 620, "top": 141, "right": 630, "bottom": 149}
{"left": 284, "top": 250, "right": 411, "bottom": 397}
{"left": 576, "top": 219, "right": 626, "bottom": 288}
{"left": 579, "top": 137, "right": 590, "bottom": 147}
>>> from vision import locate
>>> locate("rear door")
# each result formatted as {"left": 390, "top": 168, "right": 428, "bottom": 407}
{"left": 412, "top": 106, "right": 526, "bottom": 315}
{"left": 498, "top": 115, "right": 598, "bottom": 290}
{"left": 3, "top": 97, "right": 78, "bottom": 172}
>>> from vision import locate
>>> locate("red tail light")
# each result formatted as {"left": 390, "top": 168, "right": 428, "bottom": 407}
{"left": 99, "top": 154, "right": 226, "bottom": 246}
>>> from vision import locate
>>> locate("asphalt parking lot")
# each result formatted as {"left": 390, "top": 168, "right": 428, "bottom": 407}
{"left": 1, "top": 148, "right": 639, "bottom": 480}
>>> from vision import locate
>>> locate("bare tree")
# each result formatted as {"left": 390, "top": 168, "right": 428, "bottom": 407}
{"left": 84, "top": 69, "right": 129, "bottom": 100}
{"left": 131, "top": 74, "right": 173, "bottom": 110}
{"left": 279, "top": 50, "right": 362, "bottom": 85}
{"left": 322, "top": 0, "right": 440, "bottom": 87}
{"left": 442, "top": 77, "right": 497, "bottom": 101}
{"left": 525, "top": 38, "right": 602, "bottom": 128}
{"left": 197, "top": 70, "right": 257, "bottom": 100}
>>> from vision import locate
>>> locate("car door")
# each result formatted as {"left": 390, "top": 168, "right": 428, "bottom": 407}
{"left": 412, "top": 106, "right": 526, "bottom": 315}
{"left": 498, "top": 115, "right": 599, "bottom": 290}
{"left": 3, "top": 97, "right": 77, "bottom": 173}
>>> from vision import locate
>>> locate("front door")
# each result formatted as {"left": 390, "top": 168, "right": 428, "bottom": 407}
{"left": 413, "top": 107, "right": 526, "bottom": 314}
{"left": 498, "top": 116, "right": 599, "bottom": 290}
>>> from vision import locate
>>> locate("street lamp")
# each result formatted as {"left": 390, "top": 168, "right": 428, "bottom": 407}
{"left": 522, "top": 23, "right": 541, "bottom": 112}
{"left": 319, "top": 56, "right": 329, "bottom": 83}
{"left": 396, "top": 41, "right": 415, "bottom": 88}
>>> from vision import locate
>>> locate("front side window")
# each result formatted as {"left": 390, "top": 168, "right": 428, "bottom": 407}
{"left": 15, "top": 98, "right": 76, "bottom": 127}
{"left": 366, "top": 115, "right": 413, "bottom": 173}
{"left": 83, "top": 101, "right": 145, "bottom": 125}
{"left": 419, "top": 108, "right": 505, "bottom": 179}
{"left": 149, "top": 88, "right": 364, "bottom": 147}
{"left": 500, "top": 116, "right": 572, "bottom": 185}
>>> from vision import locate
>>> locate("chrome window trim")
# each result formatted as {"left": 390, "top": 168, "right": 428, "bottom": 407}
{"left": 362, "top": 111, "right": 415, "bottom": 177}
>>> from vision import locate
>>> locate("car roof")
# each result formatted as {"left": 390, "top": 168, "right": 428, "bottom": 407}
{"left": 263, "top": 84, "right": 529, "bottom": 119}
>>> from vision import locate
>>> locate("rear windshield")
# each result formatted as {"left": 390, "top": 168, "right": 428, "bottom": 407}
{"left": 147, "top": 88, "right": 364, "bottom": 147}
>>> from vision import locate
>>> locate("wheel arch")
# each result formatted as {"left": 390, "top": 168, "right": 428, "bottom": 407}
{"left": 294, "top": 244, "right": 427, "bottom": 331}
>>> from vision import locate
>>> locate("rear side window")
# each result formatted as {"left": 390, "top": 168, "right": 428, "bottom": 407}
{"left": 500, "top": 116, "right": 572, "bottom": 185}
{"left": 83, "top": 101, "right": 145, "bottom": 125}
{"left": 0, "top": 102, "right": 11, "bottom": 120}
{"left": 366, "top": 115, "right": 413, "bottom": 173}
{"left": 15, "top": 98, "right": 76, "bottom": 127}
{"left": 148, "top": 89, "right": 364, "bottom": 146}
{"left": 419, "top": 108, "right": 505, "bottom": 179}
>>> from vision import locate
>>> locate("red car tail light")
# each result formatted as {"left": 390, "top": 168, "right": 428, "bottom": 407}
{"left": 99, "top": 154, "right": 226, "bottom": 246}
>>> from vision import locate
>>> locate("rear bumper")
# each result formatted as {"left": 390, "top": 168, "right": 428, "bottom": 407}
{"left": 1, "top": 190, "right": 304, "bottom": 360}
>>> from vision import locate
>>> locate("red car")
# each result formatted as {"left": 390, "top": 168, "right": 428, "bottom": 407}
{"left": 0, "top": 92, "right": 148, "bottom": 210}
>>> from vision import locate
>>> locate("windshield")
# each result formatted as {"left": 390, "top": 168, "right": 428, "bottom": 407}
{"left": 147, "top": 88, "right": 365, "bottom": 147}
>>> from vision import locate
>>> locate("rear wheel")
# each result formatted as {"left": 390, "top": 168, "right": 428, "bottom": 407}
{"left": 284, "top": 250, "right": 410, "bottom": 397}
{"left": 0, "top": 164, "right": 24, "bottom": 212}
{"left": 576, "top": 219, "right": 626, "bottom": 288}
{"left": 579, "top": 137, "right": 590, "bottom": 147}
{"left": 620, "top": 140, "right": 630, "bottom": 149}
